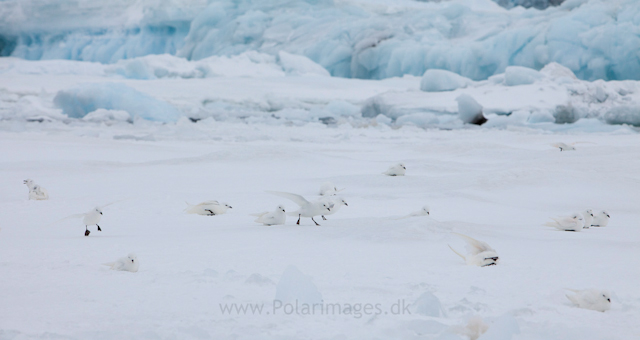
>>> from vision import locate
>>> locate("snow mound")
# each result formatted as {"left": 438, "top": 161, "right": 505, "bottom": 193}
{"left": 274, "top": 266, "right": 323, "bottom": 305}
{"left": 604, "top": 106, "right": 640, "bottom": 127}
{"left": 421, "top": 69, "right": 472, "bottom": 92}
{"left": 504, "top": 66, "right": 543, "bottom": 86}
{"left": 53, "top": 83, "right": 181, "bottom": 123}
{"left": 477, "top": 315, "right": 520, "bottom": 340}
{"left": 413, "top": 291, "right": 446, "bottom": 317}
{"left": 278, "top": 51, "right": 330, "bottom": 77}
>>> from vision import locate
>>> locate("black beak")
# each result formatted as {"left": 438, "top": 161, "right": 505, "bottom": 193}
{"left": 131, "top": 259, "right": 134, "bottom": 262}
{"left": 427, "top": 212, "right": 430, "bottom": 215}
{"left": 606, "top": 214, "right": 610, "bottom": 218}
{"left": 344, "top": 203, "right": 348, "bottom": 206}
{"left": 607, "top": 299, "right": 610, "bottom": 302}
{"left": 327, "top": 207, "right": 331, "bottom": 211}
{"left": 402, "top": 167, "right": 406, "bottom": 170}
{"left": 229, "top": 206, "right": 233, "bottom": 209}
{"left": 100, "top": 212, "right": 103, "bottom": 215}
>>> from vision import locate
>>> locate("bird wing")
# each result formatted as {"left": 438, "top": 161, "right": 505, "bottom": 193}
{"left": 552, "top": 216, "right": 576, "bottom": 228}
{"left": 266, "top": 191, "right": 309, "bottom": 207}
{"left": 100, "top": 199, "right": 127, "bottom": 209}
{"left": 448, "top": 245, "right": 467, "bottom": 261}
{"left": 453, "top": 233, "right": 494, "bottom": 254}
{"left": 48, "top": 213, "right": 85, "bottom": 226}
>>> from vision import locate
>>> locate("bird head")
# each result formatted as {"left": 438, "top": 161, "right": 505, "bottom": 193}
{"left": 277, "top": 205, "right": 286, "bottom": 212}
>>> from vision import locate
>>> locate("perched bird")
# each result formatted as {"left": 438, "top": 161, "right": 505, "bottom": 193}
{"left": 319, "top": 182, "right": 344, "bottom": 196}
{"left": 545, "top": 213, "right": 584, "bottom": 232}
{"left": 23, "top": 179, "right": 49, "bottom": 200}
{"left": 103, "top": 253, "right": 139, "bottom": 272}
{"left": 319, "top": 197, "right": 348, "bottom": 220}
{"left": 267, "top": 191, "right": 331, "bottom": 226}
{"left": 252, "top": 205, "right": 287, "bottom": 226}
{"left": 551, "top": 142, "right": 577, "bottom": 151}
{"left": 448, "top": 233, "right": 499, "bottom": 267}
{"left": 566, "top": 289, "right": 611, "bottom": 312}
{"left": 396, "top": 205, "right": 430, "bottom": 219}
{"left": 591, "top": 210, "right": 610, "bottom": 227}
{"left": 382, "top": 163, "right": 406, "bottom": 176}
{"left": 185, "top": 201, "right": 232, "bottom": 216}
{"left": 582, "top": 209, "right": 594, "bottom": 229}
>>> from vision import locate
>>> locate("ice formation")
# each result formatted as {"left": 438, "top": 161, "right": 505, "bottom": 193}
{"left": 1, "top": 0, "right": 639, "bottom": 81}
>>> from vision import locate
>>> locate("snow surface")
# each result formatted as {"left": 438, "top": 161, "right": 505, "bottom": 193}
{"left": 1, "top": 0, "right": 640, "bottom": 81}
{"left": 1, "top": 124, "right": 639, "bottom": 339}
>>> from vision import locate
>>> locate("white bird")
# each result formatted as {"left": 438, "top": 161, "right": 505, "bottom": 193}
{"left": 319, "top": 196, "right": 348, "bottom": 220}
{"left": 319, "top": 182, "right": 344, "bottom": 196}
{"left": 545, "top": 213, "right": 584, "bottom": 232}
{"left": 591, "top": 210, "right": 610, "bottom": 227}
{"left": 267, "top": 191, "right": 331, "bottom": 226}
{"left": 103, "top": 253, "right": 139, "bottom": 272}
{"left": 185, "top": 201, "right": 232, "bottom": 216}
{"left": 582, "top": 209, "right": 594, "bottom": 229}
{"left": 23, "top": 179, "right": 49, "bottom": 200}
{"left": 551, "top": 142, "right": 577, "bottom": 151}
{"left": 566, "top": 289, "right": 611, "bottom": 312}
{"left": 252, "top": 205, "right": 287, "bottom": 226}
{"left": 448, "top": 233, "right": 499, "bottom": 267}
{"left": 382, "top": 163, "right": 406, "bottom": 176}
{"left": 53, "top": 201, "right": 122, "bottom": 236}
{"left": 396, "top": 205, "right": 430, "bottom": 219}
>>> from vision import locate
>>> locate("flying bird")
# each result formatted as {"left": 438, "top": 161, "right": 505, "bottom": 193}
{"left": 53, "top": 200, "right": 122, "bottom": 236}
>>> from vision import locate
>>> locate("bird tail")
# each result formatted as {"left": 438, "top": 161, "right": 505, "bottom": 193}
{"left": 448, "top": 244, "right": 466, "bottom": 261}
{"left": 102, "top": 262, "right": 116, "bottom": 269}
{"left": 543, "top": 221, "right": 557, "bottom": 228}
{"left": 184, "top": 202, "right": 197, "bottom": 213}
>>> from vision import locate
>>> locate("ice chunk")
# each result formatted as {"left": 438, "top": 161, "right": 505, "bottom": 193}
{"left": 540, "top": 62, "right": 577, "bottom": 82}
{"left": 604, "top": 106, "right": 640, "bottom": 127}
{"left": 420, "top": 69, "right": 472, "bottom": 92}
{"left": 53, "top": 83, "right": 181, "bottom": 123}
{"left": 82, "top": 109, "right": 131, "bottom": 123}
{"left": 504, "top": 66, "right": 542, "bottom": 86}
{"left": 456, "top": 94, "right": 486, "bottom": 125}
{"left": 412, "top": 291, "right": 446, "bottom": 317}
{"left": 278, "top": 51, "right": 330, "bottom": 77}
{"left": 274, "top": 266, "right": 323, "bottom": 305}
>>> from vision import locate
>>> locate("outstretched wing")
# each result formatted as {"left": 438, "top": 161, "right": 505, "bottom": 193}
{"left": 453, "top": 233, "right": 494, "bottom": 254}
{"left": 99, "top": 199, "right": 128, "bottom": 209}
{"left": 48, "top": 213, "right": 85, "bottom": 226}
{"left": 266, "top": 191, "right": 309, "bottom": 207}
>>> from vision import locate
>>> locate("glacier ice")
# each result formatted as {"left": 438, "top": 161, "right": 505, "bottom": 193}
{"left": 504, "top": 66, "right": 542, "bottom": 86}
{"left": 421, "top": 69, "right": 472, "bottom": 92}
{"left": 53, "top": 83, "right": 181, "bottom": 122}
{"left": 1, "top": 0, "right": 640, "bottom": 81}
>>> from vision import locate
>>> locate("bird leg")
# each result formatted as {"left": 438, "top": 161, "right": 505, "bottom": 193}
{"left": 311, "top": 217, "right": 320, "bottom": 226}
{"left": 322, "top": 215, "right": 327, "bottom": 220}
{"left": 85, "top": 226, "right": 90, "bottom": 236}
{"left": 205, "top": 209, "right": 215, "bottom": 216}
{"left": 297, "top": 214, "right": 301, "bottom": 225}
{"left": 97, "top": 224, "right": 101, "bottom": 231}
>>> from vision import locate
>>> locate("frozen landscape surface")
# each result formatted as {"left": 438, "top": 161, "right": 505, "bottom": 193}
{"left": 1, "top": 1, "right": 639, "bottom": 338}
{"left": 1, "top": 123, "right": 640, "bottom": 339}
